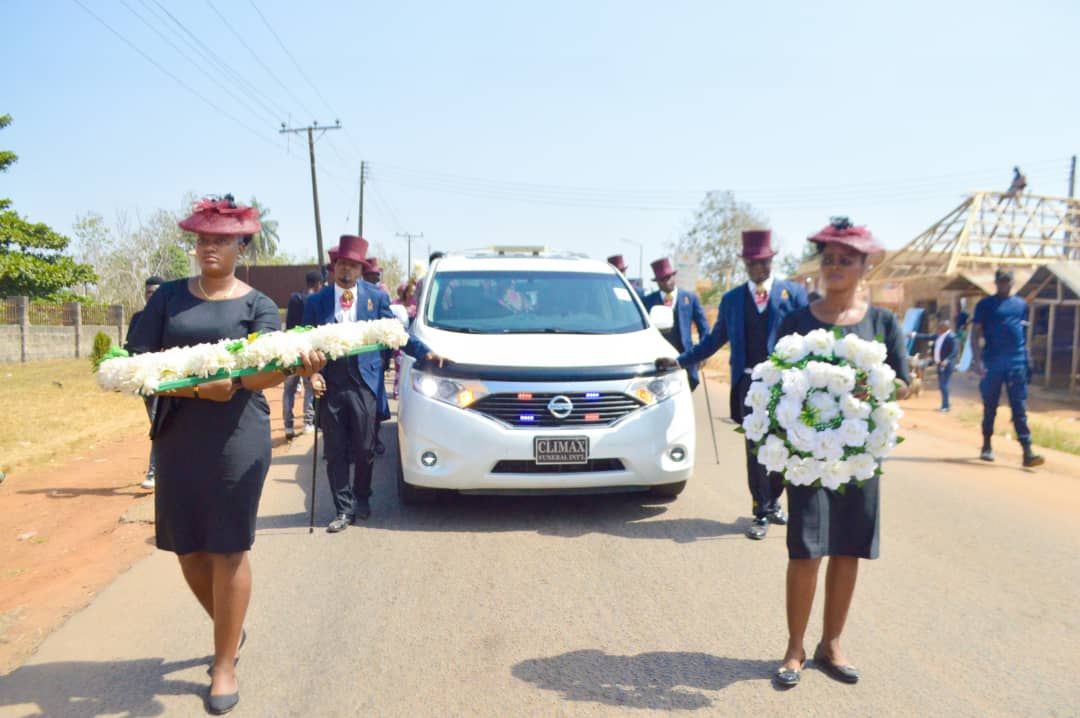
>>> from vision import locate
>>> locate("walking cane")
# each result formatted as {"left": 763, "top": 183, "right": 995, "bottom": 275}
{"left": 699, "top": 366, "right": 721, "bottom": 465}
{"left": 309, "top": 397, "right": 319, "bottom": 534}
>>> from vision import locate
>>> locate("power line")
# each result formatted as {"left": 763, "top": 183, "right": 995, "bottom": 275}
{"left": 70, "top": 0, "right": 284, "bottom": 150}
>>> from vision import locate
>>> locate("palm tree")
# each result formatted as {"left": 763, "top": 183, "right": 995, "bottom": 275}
{"left": 247, "top": 197, "right": 280, "bottom": 264}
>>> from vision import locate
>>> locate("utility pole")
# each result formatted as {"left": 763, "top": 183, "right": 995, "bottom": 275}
{"left": 396, "top": 231, "right": 424, "bottom": 274}
{"left": 1069, "top": 155, "right": 1076, "bottom": 198}
{"left": 358, "top": 160, "right": 366, "bottom": 236}
{"left": 280, "top": 120, "right": 341, "bottom": 266}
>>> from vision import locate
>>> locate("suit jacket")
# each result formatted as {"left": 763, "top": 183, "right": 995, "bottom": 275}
{"left": 679, "top": 279, "right": 808, "bottom": 380}
{"left": 643, "top": 288, "right": 710, "bottom": 384}
{"left": 915, "top": 331, "right": 958, "bottom": 366}
{"left": 302, "top": 282, "right": 430, "bottom": 398}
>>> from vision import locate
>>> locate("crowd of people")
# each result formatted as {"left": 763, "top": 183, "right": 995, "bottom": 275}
{"left": 124, "top": 196, "right": 1048, "bottom": 711}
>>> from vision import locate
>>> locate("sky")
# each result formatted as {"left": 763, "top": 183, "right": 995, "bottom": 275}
{"left": 2, "top": 0, "right": 1078, "bottom": 284}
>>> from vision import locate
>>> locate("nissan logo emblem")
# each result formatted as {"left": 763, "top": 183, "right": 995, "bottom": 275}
{"left": 547, "top": 395, "right": 574, "bottom": 419}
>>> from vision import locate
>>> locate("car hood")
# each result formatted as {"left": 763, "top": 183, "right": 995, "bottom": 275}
{"left": 414, "top": 326, "right": 677, "bottom": 368}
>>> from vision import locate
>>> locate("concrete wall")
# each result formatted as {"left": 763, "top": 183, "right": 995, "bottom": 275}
{"left": 0, "top": 324, "right": 126, "bottom": 363}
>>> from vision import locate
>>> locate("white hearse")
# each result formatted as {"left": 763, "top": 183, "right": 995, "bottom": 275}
{"left": 396, "top": 247, "right": 695, "bottom": 502}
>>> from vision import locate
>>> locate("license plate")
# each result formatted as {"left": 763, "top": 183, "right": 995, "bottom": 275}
{"left": 534, "top": 436, "right": 589, "bottom": 464}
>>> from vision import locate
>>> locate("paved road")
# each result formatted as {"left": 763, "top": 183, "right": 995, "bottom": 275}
{"left": 2, "top": 382, "right": 1078, "bottom": 717}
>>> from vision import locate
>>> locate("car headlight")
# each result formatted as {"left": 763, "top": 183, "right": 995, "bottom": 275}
{"left": 628, "top": 373, "right": 684, "bottom": 405}
{"left": 410, "top": 371, "right": 486, "bottom": 408}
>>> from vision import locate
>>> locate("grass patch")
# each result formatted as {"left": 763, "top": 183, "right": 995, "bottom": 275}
{"left": 0, "top": 359, "right": 148, "bottom": 474}
{"left": 956, "top": 408, "right": 1080, "bottom": 456}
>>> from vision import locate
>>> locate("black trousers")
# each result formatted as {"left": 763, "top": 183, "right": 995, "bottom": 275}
{"left": 319, "top": 381, "right": 378, "bottom": 518}
{"left": 732, "top": 374, "right": 784, "bottom": 518}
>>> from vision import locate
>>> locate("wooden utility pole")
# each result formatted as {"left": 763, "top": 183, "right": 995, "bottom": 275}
{"left": 358, "top": 161, "right": 366, "bottom": 236}
{"left": 1069, "top": 155, "right": 1076, "bottom": 198}
{"left": 280, "top": 120, "right": 341, "bottom": 265}
{"left": 396, "top": 231, "right": 424, "bottom": 274}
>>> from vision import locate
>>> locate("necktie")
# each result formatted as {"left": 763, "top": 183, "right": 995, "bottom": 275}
{"left": 755, "top": 288, "right": 768, "bottom": 308}
{"left": 664, "top": 293, "right": 674, "bottom": 307}
{"left": 341, "top": 289, "right": 354, "bottom": 310}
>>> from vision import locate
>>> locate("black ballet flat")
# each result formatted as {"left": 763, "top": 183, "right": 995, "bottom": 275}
{"left": 813, "top": 643, "right": 860, "bottom": 684}
{"left": 773, "top": 655, "right": 806, "bottom": 688}
{"left": 206, "top": 680, "right": 239, "bottom": 715}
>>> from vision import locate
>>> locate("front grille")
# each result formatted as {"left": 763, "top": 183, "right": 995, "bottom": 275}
{"left": 491, "top": 459, "right": 626, "bottom": 474}
{"left": 470, "top": 392, "right": 644, "bottom": 428}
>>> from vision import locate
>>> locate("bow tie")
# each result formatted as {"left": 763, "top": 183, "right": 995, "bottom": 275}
{"left": 340, "top": 289, "right": 354, "bottom": 309}
{"left": 754, "top": 288, "right": 768, "bottom": 306}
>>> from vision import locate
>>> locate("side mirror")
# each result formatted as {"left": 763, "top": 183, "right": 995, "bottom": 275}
{"left": 389, "top": 304, "right": 409, "bottom": 326}
{"left": 649, "top": 304, "right": 674, "bottom": 332}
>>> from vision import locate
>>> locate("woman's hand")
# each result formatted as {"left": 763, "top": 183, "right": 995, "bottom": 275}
{"left": 294, "top": 350, "right": 327, "bottom": 378}
{"left": 311, "top": 372, "right": 326, "bottom": 398}
{"left": 198, "top": 378, "right": 238, "bottom": 403}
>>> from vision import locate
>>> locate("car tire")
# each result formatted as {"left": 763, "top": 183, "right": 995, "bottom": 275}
{"left": 396, "top": 448, "right": 442, "bottom": 505}
{"left": 648, "top": 480, "right": 687, "bottom": 498}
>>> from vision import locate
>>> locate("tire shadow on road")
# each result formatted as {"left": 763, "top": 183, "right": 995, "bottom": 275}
{"left": 512, "top": 649, "right": 776, "bottom": 710}
{"left": 0, "top": 656, "right": 209, "bottom": 717}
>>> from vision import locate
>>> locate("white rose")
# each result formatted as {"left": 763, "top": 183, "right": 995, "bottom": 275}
{"left": 805, "top": 361, "right": 833, "bottom": 389}
{"left": 854, "top": 340, "right": 889, "bottom": 371}
{"left": 871, "top": 402, "right": 904, "bottom": 433}
{"left": 833, "top": 332, "right": 861, "bottom": 361}
{"left": 826, "top": 364, "right": 857, "bottom": 397}
{"left": 868, "top": 364, "right": 897, "bottom": 401}
{"left": 807, "top": 391, "right": 840, "bottom": 423}
{"left": 785, "top": 456, "right": 822, "bottom": 487}
{"left": 742, "top": 410, "right": 771, "bottom": 442}
{"left": 757, "top": 435, "right": 791, "bottom": 473}
{"left": 787, "top": 422, "right": 818, "bottom": 453}
{"left": 846, "top": 452, "right": 878, "bottom": 481}
{"left": 838, "top": 418, "right": 870, "bottom": 447}
{"left": 775, "top": 334, "right": 809, "bottom": 364}
{"left": 781, "top": 368, "right": 810, "bottom": 400}
{"left": 775, "top": 396, "right": 804, "bottom": 430}
{"left": 751, "top": 361, "right": 783, "bottom": 387}
{"left": 745, "top": 382, "right": 773, "bottom": 412}
{"left": 840, "top": 393, "right": 872, "bottom": 420}
{"left": 804, "top": 328, "right": 836, "bottom": 357}
{"left": 819, "top": 459, "right": 850, "bottom": 491}
{"left": 813, "top": 428, "right": 846, "bottom": 462}
{"left": 867, "top": 428, "right": 894, "bottom": 459}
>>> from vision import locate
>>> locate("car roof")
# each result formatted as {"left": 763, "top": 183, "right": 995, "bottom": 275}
{"left": 434, "top": 249, "right": 617, "bottom": 275}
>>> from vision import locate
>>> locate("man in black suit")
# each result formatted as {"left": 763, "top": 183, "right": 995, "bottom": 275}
{"left": 283, "top": 270, "right": 324, "bottom": 439}
{"left": 126, "top": 275, "right": 164, "bottom": 490}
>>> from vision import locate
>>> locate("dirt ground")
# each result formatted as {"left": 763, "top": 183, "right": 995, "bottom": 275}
{"left": 0, "top": 384, "right": 292, "bottom": 675}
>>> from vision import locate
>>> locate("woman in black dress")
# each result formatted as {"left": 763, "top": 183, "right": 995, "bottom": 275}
{"left": 773, "top": 218, "right": 910, "bottom": 688}
{"left": 126, "top": 196, "right": 325, "bottom": 714}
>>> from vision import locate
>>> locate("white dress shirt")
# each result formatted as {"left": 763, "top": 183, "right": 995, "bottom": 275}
{"left": 334, "top": 282, "right": 359, "bottom": 323}
{"left": 747, "top": 276, "right": 775, "bottom": 314}
{"left": 934, "top": 330, "right": 953, "bottom": 364}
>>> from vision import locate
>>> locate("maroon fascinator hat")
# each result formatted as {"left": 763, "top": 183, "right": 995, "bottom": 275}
{"left": 178, "top": 194, "right": 261, "bottom": 236}
{"left": 808, "top": 216, "right": 883, "bottom": 255}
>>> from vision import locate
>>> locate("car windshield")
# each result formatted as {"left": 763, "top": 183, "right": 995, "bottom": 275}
{"left": 424, "top": 270, "right": 647, "bottom": 334}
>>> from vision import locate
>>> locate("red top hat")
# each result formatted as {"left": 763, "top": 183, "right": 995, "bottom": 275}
{"left": 336, "top": 235, "right": 369, "bottom": 265}
{"left": 651, "top": 257, "right": 677, "bottom": 282}
{"left": 178, "top": 195, "right": 260, "bottom": 236}
{"left": 607, "top": 254, "right": 628, "bottom": 272}
{"left": 808, "top": 217, "right": 883, "bottom": 255}
{"left": 364, "top": 257, "right": 382, "bottom": 274}
{"left": 741, "top": 230, "right": 777, "bottom": 260}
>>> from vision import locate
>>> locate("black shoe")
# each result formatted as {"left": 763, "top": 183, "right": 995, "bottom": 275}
{"left": 353, "top": 500, "right": 371, "bottom": 521}
{"left": 327, "top": 514, "right": 351, "bottom": 533}
{"left": 207, "top": 680, "right": 240, "bottom": 715}
{"left": 980, "top": 446, "right": 995, "bottom": 462}
{"left": 766, "top": 508, "right": 788, "bottom": 526}
{"left": 285, "top": 429, "right": 297, "bottom": 441}
{"left": 1023, "top": 452, "right": 1045, "bottom": 468}
{"left": 774, "top": 655, "right": 806, "bottom": 688}
{"left": 746, "top": 517, "right": 768, "bottom": 540}
{"left": 813, "top": 644, "right": 860, "bottom": 684}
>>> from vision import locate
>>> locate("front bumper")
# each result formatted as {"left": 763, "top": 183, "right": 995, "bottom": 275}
{"left": 398, "top": 378, "right": 695, "bottom": 492}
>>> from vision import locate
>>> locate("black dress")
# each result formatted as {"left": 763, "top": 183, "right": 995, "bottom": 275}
{"left": 776, "top": 305, "right": 910, "bottom": 560}
{"left": 126, "top": 279, "right": 281, "bottom": 555}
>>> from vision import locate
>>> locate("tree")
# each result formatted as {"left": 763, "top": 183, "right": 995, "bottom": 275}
{"left": 247, "top": 197, "right": 280, "bottom": 264}
{"left": 777, "top": 244, "right": 817, "bottom": 278}
{"left": 369, "top": 241, "right": 404, "bottom": 292}
{"left": 0, "top": 113, "right": 96, "bottom": 299}
{"left": 671, "top": 191, "right": 768, "bottom": 292}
